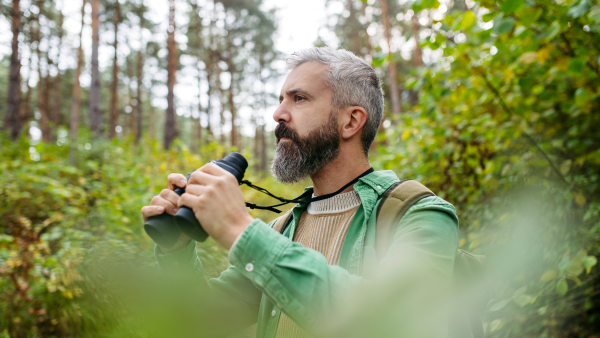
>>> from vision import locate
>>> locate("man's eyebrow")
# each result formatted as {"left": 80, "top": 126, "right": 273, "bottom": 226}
{"left": 280, "top": 88, "right": 312, "bottom": 102}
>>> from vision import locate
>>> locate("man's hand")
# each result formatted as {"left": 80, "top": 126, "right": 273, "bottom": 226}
{"left": 177, "top": 163, "right": 254, "bottom": 250}
{"left": 141, "top": 173, "right": 192, "bottom": 253}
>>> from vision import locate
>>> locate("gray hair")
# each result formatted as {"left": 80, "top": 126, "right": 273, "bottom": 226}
{"left": 286, "top": 47, "right": 384, "bottom": 155}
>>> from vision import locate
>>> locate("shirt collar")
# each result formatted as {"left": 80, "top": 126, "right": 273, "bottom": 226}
{"left": 295, "top": 170, "right": 400, "bottom": 205}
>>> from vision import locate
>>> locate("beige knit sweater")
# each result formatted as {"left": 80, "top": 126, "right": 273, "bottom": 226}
{"left": 275, "top": 190, "right": 361, "bottom": 338}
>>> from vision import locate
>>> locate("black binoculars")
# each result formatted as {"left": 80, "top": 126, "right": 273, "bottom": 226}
{"left": 144, "top": 152, "right": 248, "bottom": 248}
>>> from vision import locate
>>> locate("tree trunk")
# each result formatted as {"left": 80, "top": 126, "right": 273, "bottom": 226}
{"left": 228, "top": 77, "right": 236, "bottom": 150}
{"left": 226, "top": 32, "right": 236, "bottom": 150}
{"left": 43, "top": 51, "right": 52, "bottom": 140}
{"left": 20, "top": 51, "right": 32, "bottom": 137}
{"left": 380, "top": 0, "right": 401, "bottom": 118}
{"left": 4, "top": 0, "right": 21, "bottom": 140}
{"left": 127, "top": 55, "right": 135, "bottom": 137}
{"left": 217, "top": 75, "right": 226, "bottom": 146}
{"left": 149, "top": 82, "right": 155, "bottom": 140}
{"left": 69, "top": 0, "right": 86, "bottom": 165}
{"left": 51, "top": 10, "right": 64, "bottom": 139}
{"left": 89, "top": 0, "right": 102, "bottom": 139}
{"left": 361, "top": 1, "right": 373, "bottom": 57}
{"left": 136, "top": 40, "right": 144, "bottom": 143}
{"left": 345, "top": 0, "right": 362, "bottom": 55}
{"left": 205, "top": 64, "right": 212, "bottom": 139}
{"left": 409, "top": 15, "right": 423, "bottom": 106}
{"left": 33, "top": 4, "right": 49, "bottom": 142}
{"left": 109, "top": 0, "right": 121, "bottom": 139}
{"left": 164, "top": 0, "right": 177, "bottom": 149}
{"left": 195, "top": 63, "right": 202, "bottom": 152}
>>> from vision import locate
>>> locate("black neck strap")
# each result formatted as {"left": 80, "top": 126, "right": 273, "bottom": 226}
{"left": 242, "top": 168, "right": 374, "bottom": 214}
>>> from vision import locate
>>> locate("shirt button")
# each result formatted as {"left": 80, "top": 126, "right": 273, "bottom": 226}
{"left": 245, "top": 263, "right": 254, "bottom": 272}
{"left": 377, "top": 185, "right": 382, "bottom": 190}
{"left": 271, "top": 309, "right": 277, "bottom": 316}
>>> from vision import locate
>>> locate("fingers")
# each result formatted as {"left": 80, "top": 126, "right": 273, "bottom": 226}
{"left": 188, "top": 170, "right": 213, "bottom": 185}
{"left": 150, "top": 195, "right": 179, "bottom": 215}
{"left": 141, "top": 205, "right": 165, "bottom": 223}
{"left": 167, "top": 173, "right": 188, "bottom": 191}
{"left": 189, "top": 165, "right": 237, "bottom": 186}
{"left": 159, "top": 188, "right": 180, "bottom": 206}
{"left": 178, "top": 192, "right": 201, "bottom": 209}
{"left": 199, "top": 162, "right": 235, "bottom": 179}
{"left": 184, "top": 184, "right": 208, "bottom": 196}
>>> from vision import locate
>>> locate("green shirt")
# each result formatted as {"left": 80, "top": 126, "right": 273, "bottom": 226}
{"left": 155, "top": 170, "right": 459, "bottom": 337}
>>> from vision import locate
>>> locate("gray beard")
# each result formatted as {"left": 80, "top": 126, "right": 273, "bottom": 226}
{"left": 271, "top": 114, "right": 340, "bottom": 184}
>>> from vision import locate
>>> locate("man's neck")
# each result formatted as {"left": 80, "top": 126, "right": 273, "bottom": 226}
{"left": 310, "top": 148, "right": 371, "bottom": 196}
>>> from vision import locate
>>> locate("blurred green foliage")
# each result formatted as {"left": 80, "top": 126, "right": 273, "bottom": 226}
{"left": 0, "top": 132, "right": 302, "bottom": 336}
{"left": 371, "top": 0, "right": 600, "bottom": 335}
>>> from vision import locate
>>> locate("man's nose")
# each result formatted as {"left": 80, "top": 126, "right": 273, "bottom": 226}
{"left": 272, "top": 103, "right": 290, "bottom": 124}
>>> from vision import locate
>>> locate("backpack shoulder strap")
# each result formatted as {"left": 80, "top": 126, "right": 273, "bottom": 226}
{"left": 273, "top": 208, "right": 294, "bottom": 234}
{"left": 375, "top": 179, "right": 436, "bottom": 260}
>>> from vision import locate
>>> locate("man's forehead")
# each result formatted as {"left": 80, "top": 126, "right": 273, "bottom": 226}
{"left": 280, "top": 62, "right": 329, "bottom": 94}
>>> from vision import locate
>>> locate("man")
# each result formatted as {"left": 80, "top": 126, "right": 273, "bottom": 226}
{"left": 141, "top": 47, "right": 459, "bottom": 338}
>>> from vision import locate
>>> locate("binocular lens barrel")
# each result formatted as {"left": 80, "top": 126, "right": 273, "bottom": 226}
{"left": 143, "top": 152, "right": 248, "bottom": 248}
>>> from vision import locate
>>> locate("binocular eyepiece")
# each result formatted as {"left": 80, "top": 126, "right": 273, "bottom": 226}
{"left": 144, "top": 152, "right": 248, "bottom": 248}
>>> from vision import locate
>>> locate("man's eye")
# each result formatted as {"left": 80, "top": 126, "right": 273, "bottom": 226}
{"left": 295, "top": 95, "right": 306, "bottom": 102}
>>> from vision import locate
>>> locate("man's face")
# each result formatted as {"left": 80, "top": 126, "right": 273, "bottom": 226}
{"left": 271, "top": 62, "right": 341, "bottom": 183}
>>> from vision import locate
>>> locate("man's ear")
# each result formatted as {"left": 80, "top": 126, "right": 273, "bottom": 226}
{"left": 341, "top": 106, "right": 368, "bottom": 140}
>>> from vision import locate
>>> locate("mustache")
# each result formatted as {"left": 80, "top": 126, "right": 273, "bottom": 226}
{"left": 274, "top": 123, "right": 300, "bottom": 143}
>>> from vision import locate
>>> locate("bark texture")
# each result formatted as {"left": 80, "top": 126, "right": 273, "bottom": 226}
{"left": 109, "top": 0, "right": 121, "bottom": 139}
{"left": 69, "top": 0, "right": 86, "bottom": 164}
{"left": 164, "top": 0, "right": 177, "bottom": 149}
{"left": 380, "top": 0, "right": 401, "bottom": 117}
{"left": 89, "top": 0, "right": 103, "bottom": 138}
{"left": 4, "top": 0, "right": 22, "bottom": 140}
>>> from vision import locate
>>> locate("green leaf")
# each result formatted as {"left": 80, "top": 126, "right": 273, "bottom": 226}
{"left": 493, "top": 18, "right": 515, "bottom": 34}
{"left": 556, "top": 279, "right": 568, "bottom": 295}
{"left": 372, "top": 52, "right": 386, "bottom": 68}
{"left": 489, "top": 299, "right": 509, "bottom": 311}
{"left": 558, "top": 258, "right": 572, "bottom": 271}
{"left": 413, "top": 0, "right": 440, "bottom": 12}
{"left": 568, "top": 0, "right": 591, "bottom": 18}
{"left": 406, "top": 78, "right": 419, "bottom": 89}
{"left": 514, "top": 294, "right": 533, "bottom": 307}
{"left": 583, "top": 256, "right": 598, "bottom": 269}
{"left": 0, "top": 234, "right": 13, "bottom": 243}
{"left": 502, "top": 0, "right": 524, "bottom": 14}
{"left": 541, "top": 21, "right": 561, "bottom": 40}
{"left": 568, "top": 58, "right": 586, "bottom": 73}
{"left": 540, "top": 270, "right": 557, "bottom": 282}
{"left": 489, "top": 319, "right": 503, "bottom": 331}
{"left": 460, "top": 11, "right": 477, "bottom": 30}
{"left": 589, "top": 6, "right": 600, "bottom": 23}
{"left": 575, "top": 88, "right": 593, "bottom": 107}
{"left": 482, "top": 12, "right": 496, "bottom": 22}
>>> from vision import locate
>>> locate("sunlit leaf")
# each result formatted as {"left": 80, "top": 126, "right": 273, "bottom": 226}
{"left": 540, "top": 270, "right": 557, "bottom": 282}
{"left": 589, "top": 6, "right": 600, "bottom": 22}
{"left": 541, "top": 21, "right": 561, "bottom": 41}
{"left": 460, "top": 11, "right": 477, "bottom": 30}
{"left": 568, "top": 0, "right": 592, "bottom": 18}
{"left": 583, "top": 256, "right": 597, "bottom": 269}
